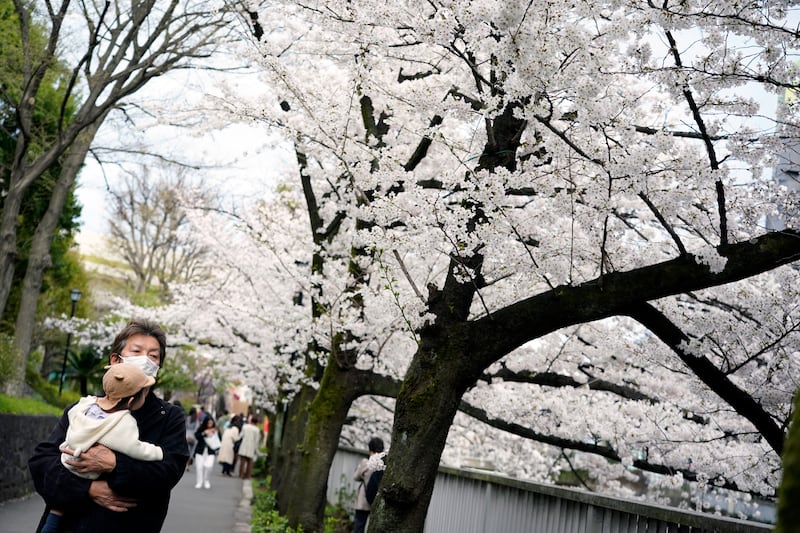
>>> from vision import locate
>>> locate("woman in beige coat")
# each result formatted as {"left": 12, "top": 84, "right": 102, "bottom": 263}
{"left": 218, "top": 415, "right": 241, "bottom": 476}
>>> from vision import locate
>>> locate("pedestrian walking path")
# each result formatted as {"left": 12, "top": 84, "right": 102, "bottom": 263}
{"left": 0, "top": 467, "right": 251, "bottom": 533}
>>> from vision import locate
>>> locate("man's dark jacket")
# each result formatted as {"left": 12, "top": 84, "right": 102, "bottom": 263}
{"left": 28, "top": 392, "right": 189, "bottom": 533}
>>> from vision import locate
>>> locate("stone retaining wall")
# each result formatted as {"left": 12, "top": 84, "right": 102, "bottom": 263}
{"left": 1, "top": 414, "right": 58, "bottom": 502}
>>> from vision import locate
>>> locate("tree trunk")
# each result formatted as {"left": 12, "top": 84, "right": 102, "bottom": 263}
{"left": 281, "top": 363, "right": 358, "bottom": 532}
{"left": 11, "top": 127, "right": 97, "bottom": 394}
{"left": 776, "top": 390, "right": 800, "bottom": 533}
{"left": 270, "top": 365, "right": 402, "bottom": 529}
{"left": 271, "top": 383, "right": 318, "bottom": 511}
{"left": 0, "top": 138, "right": 68, "bottom": 319}
{"left": 367, "top": 99, "right": 516, "bottom": 530}
{"left": 366, "top": 319, "right": 477, "bottom": 533}
{"left": 0, "top": 186, "right": 24, "bottom": 319}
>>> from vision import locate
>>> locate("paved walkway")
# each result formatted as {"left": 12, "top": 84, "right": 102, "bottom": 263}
{"left": 0, "top": 467, "right": 252, "bottom": 533}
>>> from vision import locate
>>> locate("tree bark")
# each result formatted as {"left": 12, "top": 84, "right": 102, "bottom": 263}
{"left": 274, "top": 361, "right": 403, "bottom": 531}
{"left": 283, "top": 363, "right": 358, "bottom": 531}
{"left": 369, "top": 246, "right": 484, "bottom": 532}
{"left": 0, "top": 188, "right": 23, "bottom": 325}
{"left": 0, "top": 172, "right": 36, "bottom": 314}
{"left": 368, "top": 319, "right": 481, "bottom": 532}
{"left": 776, "top": 390, "right": 800, "bottom": 533}
{"left": 271, "top": 383, "right": 318, "bottom": 513}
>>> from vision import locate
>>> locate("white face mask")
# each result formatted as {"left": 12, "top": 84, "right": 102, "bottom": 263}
{"left": 120, "top": 355, "right": 160, "bottom": 378}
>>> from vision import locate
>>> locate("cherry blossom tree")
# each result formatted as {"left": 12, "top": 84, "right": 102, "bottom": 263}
{"left": 165, "top": 182, "right": 408, "bottom": 528}
{"left": 166, "top": 183, "right": 800, "bottom": 525}
{"left": 166, "top": 181, "right": 798, "bottom": 526}
{"left": 221, "top": 2, "right": 800, "bottom": 531}
{"left": 23, "top": 15, "right": 794, "bottom": 528}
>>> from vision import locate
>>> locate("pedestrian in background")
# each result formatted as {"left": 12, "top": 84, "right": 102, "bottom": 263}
{"left": 216, "top": 409, "right": 231, "bottom": 431}
{"left": 231, "top": 413, "right": 244, "bottom": 472}
{"left": 237, "top": 415, "right": 261, "bottom": 479}
{"left": 218, "top": 415, "right": 241, "bottom": 476}
{"left": 352, "top": 437, "right": 385, "bottom": 533}
{"left": 261, "top": 416, "right": 270, "bottom": 448}
{"left": 185, "top": 406, "right": 200, "bottom": 470}
{"left": 193, "top": 417, "right": 219, "bottom": 489}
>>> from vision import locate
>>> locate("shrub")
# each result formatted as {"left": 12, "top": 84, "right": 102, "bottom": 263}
{"left": 250, "top": 479, "right": 351, "bottom": 533}
{"left": 25, "top": 365, "right": 79, "bottom": 410}
{"left": 0, "top": 394, "right": 62, "bottom": 415}
{"left": 251, "top": 483, "right": 301, "bottom": 533}
{"left": 323, "top": 503, "right": 351, "bottom": 533}
{"left": 253, "top": 454, "right": 269, "bottom": 479}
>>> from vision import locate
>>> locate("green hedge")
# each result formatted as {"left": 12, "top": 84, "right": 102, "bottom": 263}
{"left": 25, "top": 366, "right": 79, "bottom": 410}
{"left": 250, "top": 479, "right": 351, "bottom": 533}
{"left": 0, "top": 394, "right": 63, "bottom": 415}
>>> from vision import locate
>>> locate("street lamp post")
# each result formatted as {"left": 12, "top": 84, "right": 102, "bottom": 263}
{"left": 58, "top": 288, "right": 82, "bottom": 396}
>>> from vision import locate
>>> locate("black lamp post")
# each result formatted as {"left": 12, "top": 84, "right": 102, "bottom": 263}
{"left": 58, "top": 288, "right": 82, "bottom": 395}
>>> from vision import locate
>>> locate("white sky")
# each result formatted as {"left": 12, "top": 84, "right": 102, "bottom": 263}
{"left": 75, "top": 65, "right": 295, "bottom": 242}
{"left": 76, "top": 123, "right": 292, "bottom": 234}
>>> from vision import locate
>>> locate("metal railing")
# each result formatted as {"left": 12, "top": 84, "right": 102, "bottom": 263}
{"left": 327, "top": 448, "right": 773, "bottom": 532}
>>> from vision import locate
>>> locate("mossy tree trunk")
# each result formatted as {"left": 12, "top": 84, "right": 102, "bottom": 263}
{"left": 368, "top": 261, "right": 483, "bottom": 533}
{"left": 270, "top": 382, "right": 317, "bottom": 509}
{"left": 776, "top": 392, "right": 800, "bottom": 533}
{"left": 282, "top": 363, "right": 356, "bottom": 532}
{"left": 367, "top": 334, "right": 479, "bottom": 531}
{"left": 272, "top": 359, "right": 402, "bottom": 532}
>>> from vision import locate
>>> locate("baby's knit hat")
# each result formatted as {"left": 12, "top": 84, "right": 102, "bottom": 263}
{"left": 96, "top": 363, "right": 155, "bottom": 410}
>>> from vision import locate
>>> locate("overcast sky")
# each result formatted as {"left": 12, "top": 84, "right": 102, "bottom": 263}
{"left": 74, "top": 65, "right": 294, "bottom": 243}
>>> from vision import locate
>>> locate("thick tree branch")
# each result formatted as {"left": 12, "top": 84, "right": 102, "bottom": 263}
{"left": 484, "top": 367, "right": 655, "bottom": 403}
{"left": 471, "top": 230, "right": 800, "bottom": 373}
{"left": 347, "top": 369, "right": 402, "bottom": 401}
{"left": 625, "top": 302, "right": 785, "bottom": 455}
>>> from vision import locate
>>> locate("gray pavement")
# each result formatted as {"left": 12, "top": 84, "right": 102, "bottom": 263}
{"left": 0, "top": 466, "right": 252, "bottom": 533}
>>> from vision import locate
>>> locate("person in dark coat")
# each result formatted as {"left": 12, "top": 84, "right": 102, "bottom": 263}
{"left": 28, "top": 319, "right": 189, "bottom": 533}
{"left": 192, "top": 416, "right": 219, "bottom": 488}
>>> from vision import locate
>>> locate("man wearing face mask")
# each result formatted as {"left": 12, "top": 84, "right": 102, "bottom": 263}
{"left": 29, "top": 319, "right": 189, "bottom": 533}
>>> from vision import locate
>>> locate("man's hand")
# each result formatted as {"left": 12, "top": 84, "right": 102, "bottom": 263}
{"left": 88, "top": 481, "right": 137, "bottom": 512}
{"left": 63, "top": 444, "right": 117, "bottom": 475}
